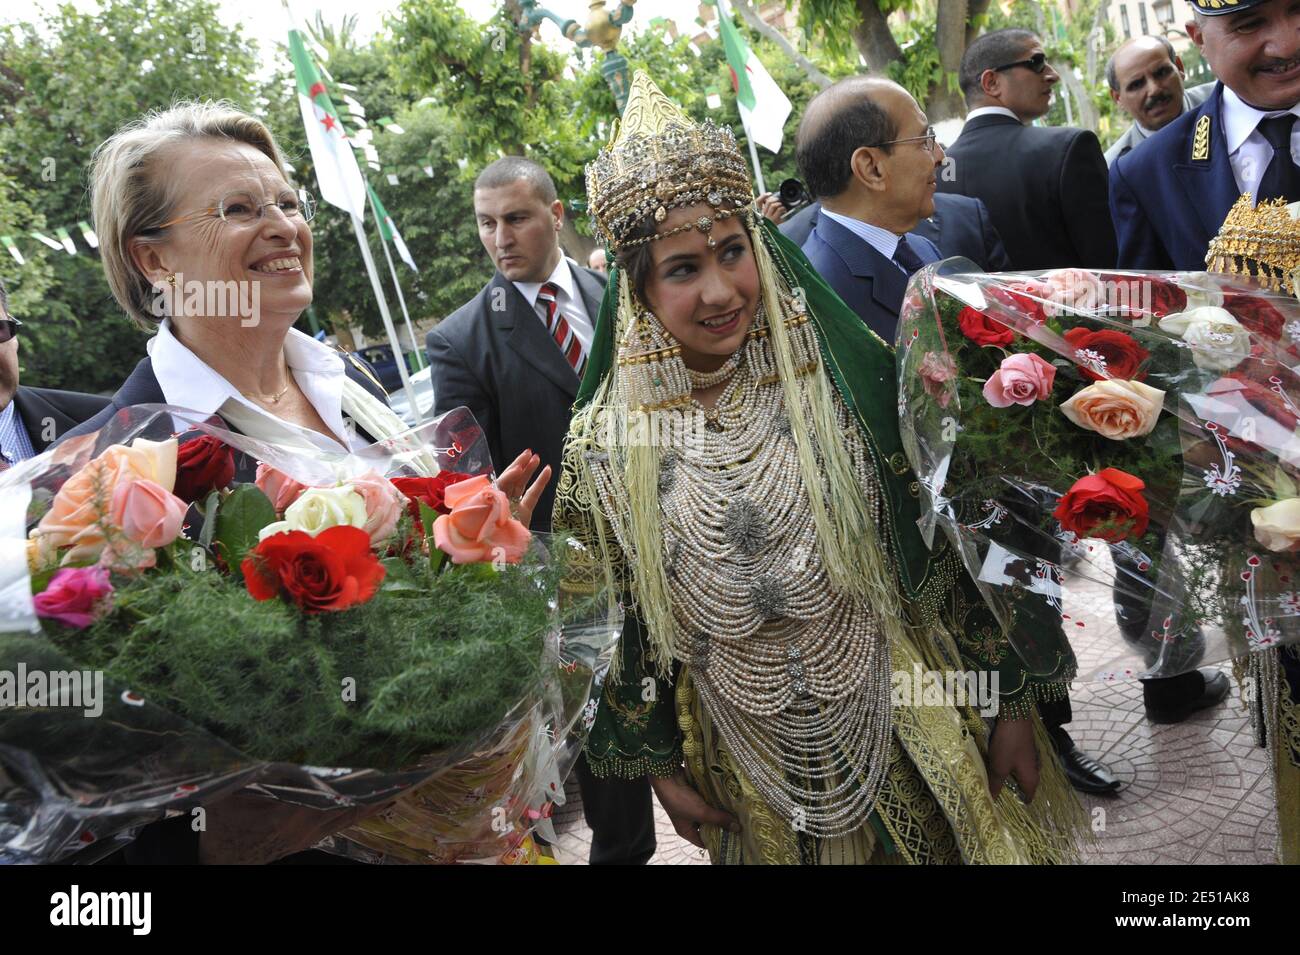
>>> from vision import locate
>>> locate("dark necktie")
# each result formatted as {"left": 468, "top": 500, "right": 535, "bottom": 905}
{"left": 1255, "top": 114, "right": 1300, "bottom": 202}
{"left": 892, "top": 234, "right": 926, "bottom": 275}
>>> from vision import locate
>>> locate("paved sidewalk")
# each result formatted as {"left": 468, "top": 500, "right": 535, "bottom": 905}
{"left": 553, "top": 560, "right": 1279, "bottom": 865}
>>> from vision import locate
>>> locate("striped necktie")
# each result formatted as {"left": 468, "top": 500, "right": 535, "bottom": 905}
{"left": 536, "top": 281, "right": 586, "bottom": 378}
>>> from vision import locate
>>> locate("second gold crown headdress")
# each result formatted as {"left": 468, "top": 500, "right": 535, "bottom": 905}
{"left": 585, "top": 71, "right": 753, "bottom": 253}
{"left": 1206, "top": 194, "right": 1300, "bottom": 294}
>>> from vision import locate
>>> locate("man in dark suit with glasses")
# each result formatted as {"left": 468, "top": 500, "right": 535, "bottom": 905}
{"left": 938, "top": 28, "right": 1118, "bottom": 271}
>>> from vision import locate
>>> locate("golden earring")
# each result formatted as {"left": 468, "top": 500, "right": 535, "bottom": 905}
{"left": 166, "top": 273, "right": 176, "bottom": 287}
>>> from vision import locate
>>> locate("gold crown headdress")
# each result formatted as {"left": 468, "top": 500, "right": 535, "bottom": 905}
{"left": 1206, "top": 194, "right": 1300, "bottom": 294}
{"left": 585, "top": 71, "right": 753, "bottom": 253}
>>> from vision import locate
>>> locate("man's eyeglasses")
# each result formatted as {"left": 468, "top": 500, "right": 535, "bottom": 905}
{"left": 148, "top": 189, "right": 317, "bottom": 232}
{"left": 0, "top": 317, "right": 22, "bottom": 344}
{"left": 993, "top": 52, "right": 1049, "bottom": 74}
{"left": 867, "top": 127, "right": 939, "bottom": 154}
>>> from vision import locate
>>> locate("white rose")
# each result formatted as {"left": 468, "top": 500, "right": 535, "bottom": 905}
{"left": 1167, "top": 274, "right": 1225, "bottom": 309}
{"left": 1251, "top": 498, "right": 1300, "bottom": 552}
{"left": 1158, "top": 306, "right": 1252, "bottom": 373}
{"left": 258, "top": 484, "right": 368, "bottom": 540}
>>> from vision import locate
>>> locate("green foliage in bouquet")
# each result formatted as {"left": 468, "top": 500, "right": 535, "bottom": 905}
{"left": 928, "top": 294, "right": 1184, "bottom": 554}
{"left": 40, "top": 518, "right": 564, "bottom": 771}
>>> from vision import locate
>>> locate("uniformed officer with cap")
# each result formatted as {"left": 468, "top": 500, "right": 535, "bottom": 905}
{"left": 1111, "top": 0, "right": 1300, "bottom": 270}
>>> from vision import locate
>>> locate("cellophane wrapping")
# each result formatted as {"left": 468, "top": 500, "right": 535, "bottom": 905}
{"left": 0, "top": 405, "right": 619, "bottom": 864}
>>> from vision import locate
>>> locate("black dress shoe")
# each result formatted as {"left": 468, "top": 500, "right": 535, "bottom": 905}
{"left": 1144, "top": 669, "right": 1231, "bottom": 724}
{"left": 1057, "top": 742, "right": 1121, "bottom": 794}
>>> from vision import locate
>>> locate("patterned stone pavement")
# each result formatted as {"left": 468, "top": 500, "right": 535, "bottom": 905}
{"left": 552, "top": 556, "right": 1280, "bottom": 865}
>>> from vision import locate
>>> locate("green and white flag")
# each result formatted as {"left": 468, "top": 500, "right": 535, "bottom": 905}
{"left": 717, "top": 3, "right": 791, "bottom": 154}
{"left": 2, "top": 236, "right": 24, "bottom": 266}
{"left": 367, "top": 183, "right": 417, "bottom": 273}
{"left": 288, "top": 24, "right": 367, "bottom": 218}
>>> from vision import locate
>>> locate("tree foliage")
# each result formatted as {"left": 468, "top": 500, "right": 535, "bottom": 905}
{"left": 0, "top": 0, "right": 260, "bottom": 392}
{"left": 0, "top": 0, "right": 1139, "bottom": 392}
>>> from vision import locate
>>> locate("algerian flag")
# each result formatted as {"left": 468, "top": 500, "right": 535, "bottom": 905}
{"left": 717, "top": 3, "right": 791, "bottom": 154}
{"left": 367, "top": 183, "right": 417, "bottom": 272}
{"left": 288, "top": 25, "right": 366, "bottom": 219}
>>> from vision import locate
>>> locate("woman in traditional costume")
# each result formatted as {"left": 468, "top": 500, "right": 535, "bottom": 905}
{"left": 553, "top": 73, "right": 1084, "bottom": 864}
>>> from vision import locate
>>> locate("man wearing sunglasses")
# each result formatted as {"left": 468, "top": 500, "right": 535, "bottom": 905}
{"left": 0, "top": 278, "right": 109, "bottom": 468}
{"left": 1112, "top": 0, "right": 1300, "bottom": 270}
{"left": 938, "top": 29, "right": 1118, "bottom": 271}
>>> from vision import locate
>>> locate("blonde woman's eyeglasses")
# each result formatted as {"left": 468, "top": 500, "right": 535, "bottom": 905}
{"left": 148, "top": 189, "right": 316, "bottom": 232}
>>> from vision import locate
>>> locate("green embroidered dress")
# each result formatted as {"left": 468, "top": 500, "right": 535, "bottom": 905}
{"left": 553, "top": 220, "right": 1085, "bottom": 864}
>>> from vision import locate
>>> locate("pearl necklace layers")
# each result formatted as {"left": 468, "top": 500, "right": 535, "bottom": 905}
{"left": 590, "top": 318, "right": 895, "bottom": 838}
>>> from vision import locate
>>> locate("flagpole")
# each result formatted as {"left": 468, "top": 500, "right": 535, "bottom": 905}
{"left": 350, "top": 213, "right": 424, "bottom": 423}
{"left": 745, "top": 132, "right": 767, "bottom": 195}
{"left": 716, "top": 0, "right": 767, "bottom": 194}
{"left": 366, "top": 188, "right": 426, "bottom": 373}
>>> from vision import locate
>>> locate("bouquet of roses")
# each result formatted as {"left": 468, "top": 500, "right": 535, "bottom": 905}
{"left": 0, "top": 405, "right": 618, "bottom": 864}
{"left": 898, "top": 263, "right": 1300, "bottom": 682}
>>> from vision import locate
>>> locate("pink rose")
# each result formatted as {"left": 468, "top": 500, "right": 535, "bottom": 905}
{"left": 918, "top": 351, "right": 958, "bottom": 408}
{"left": 109, "top": 478, "right": 188, "bottom": 548}
{"left": 1042, "top": 268, "right": 1105, "bottom": 315}
{"left": 348, "top": 472, "right": 405, "bottom": 545}
{"left": 255, "top": 463, "right": 308, "bottom": 513}
{"left": 33, "top": 566, "right": 114, "bottom": 629}
{"left": 432, "top": 475, "right": 532, "bottom": 565}
{"left": 982, "top": 352, "right": 1057, "bottom": 408}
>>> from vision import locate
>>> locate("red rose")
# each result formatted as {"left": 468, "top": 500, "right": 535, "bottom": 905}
{"left": 1214, "top": 375, "right": 1300, "bottom": 454}
{"left": 241, "top": 525, "right": 386, "bottom": 614}
{"left": 1234, "top": 346, "right": 1300, "bottom": 389}
{"left": 987, "top": 281, "right": 1049, "bottom": 325}
{"left": 1223, "top": 291, "right": 1288, "bottom": 341}
{"left": 391, "top": 472, "right": 474, "bottom": 529}
{"left": 1053, "top": 468, "right": 1150, "bottom": 543}
{"left": 957, "top": 307, "right": 1015, "bottom": 347}
{"left": 1096, "top": 274, "right": 1187, "bottom": 320}
{"left": 174, "top": 435, "right": 236, "bottom": 504}
{"left": 1062, "top": 327, "right": 1150, "bottom": 381}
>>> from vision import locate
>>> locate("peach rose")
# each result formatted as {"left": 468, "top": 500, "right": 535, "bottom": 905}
{"left": 35, "top": 438, "right": 178, "bottom": 566}
{"left": 432, "top": 474, "right": 532, "bottom": 565}
{"left": 1251, "top": 498, "right": 1300, "bottom": 552}
{"left": 348, "top": 472, "right": 405, "bottom": 545}
{"left": 982, "top": 352, "right": 1056, "bottom": 408}
{"left": 1060, "top": 379, "right": 1165, "bottom": 441}
{"left": 255, "top": 463, "right": 308, "bottom": 513}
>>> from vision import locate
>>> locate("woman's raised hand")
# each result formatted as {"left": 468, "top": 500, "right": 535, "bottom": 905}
{"left": 495, "top": 448, "right": 552, "bottom": 529}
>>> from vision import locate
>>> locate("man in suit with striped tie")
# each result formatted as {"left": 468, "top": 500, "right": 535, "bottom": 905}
{"left": 427, "top": 156, "right": 657, "bottom": 865}
{"left": 427, "top": 157, "right": 601, "bottom": 535}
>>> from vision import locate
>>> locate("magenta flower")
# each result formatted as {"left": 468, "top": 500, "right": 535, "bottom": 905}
{"left": 34, "top": 566, "right": 114, "bottom": 629}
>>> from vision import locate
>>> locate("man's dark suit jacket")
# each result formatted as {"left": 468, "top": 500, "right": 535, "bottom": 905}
{"left": 1110, "top": 83, "right": 1243, "bottom": 271}
{"left": 938, "top": 112, "right": 1117, "bottom": 270}
{"left": 780, "top": 194, "right": 1011, "bottom": 272}
{"left": 800, "top": 213, "right": 942, "bottom": 345}
{"left": 12, "top": 386, "right": 111, "bottom": 453}
{"left": 426, "top": 263, "right": 607, "bottom": 532}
